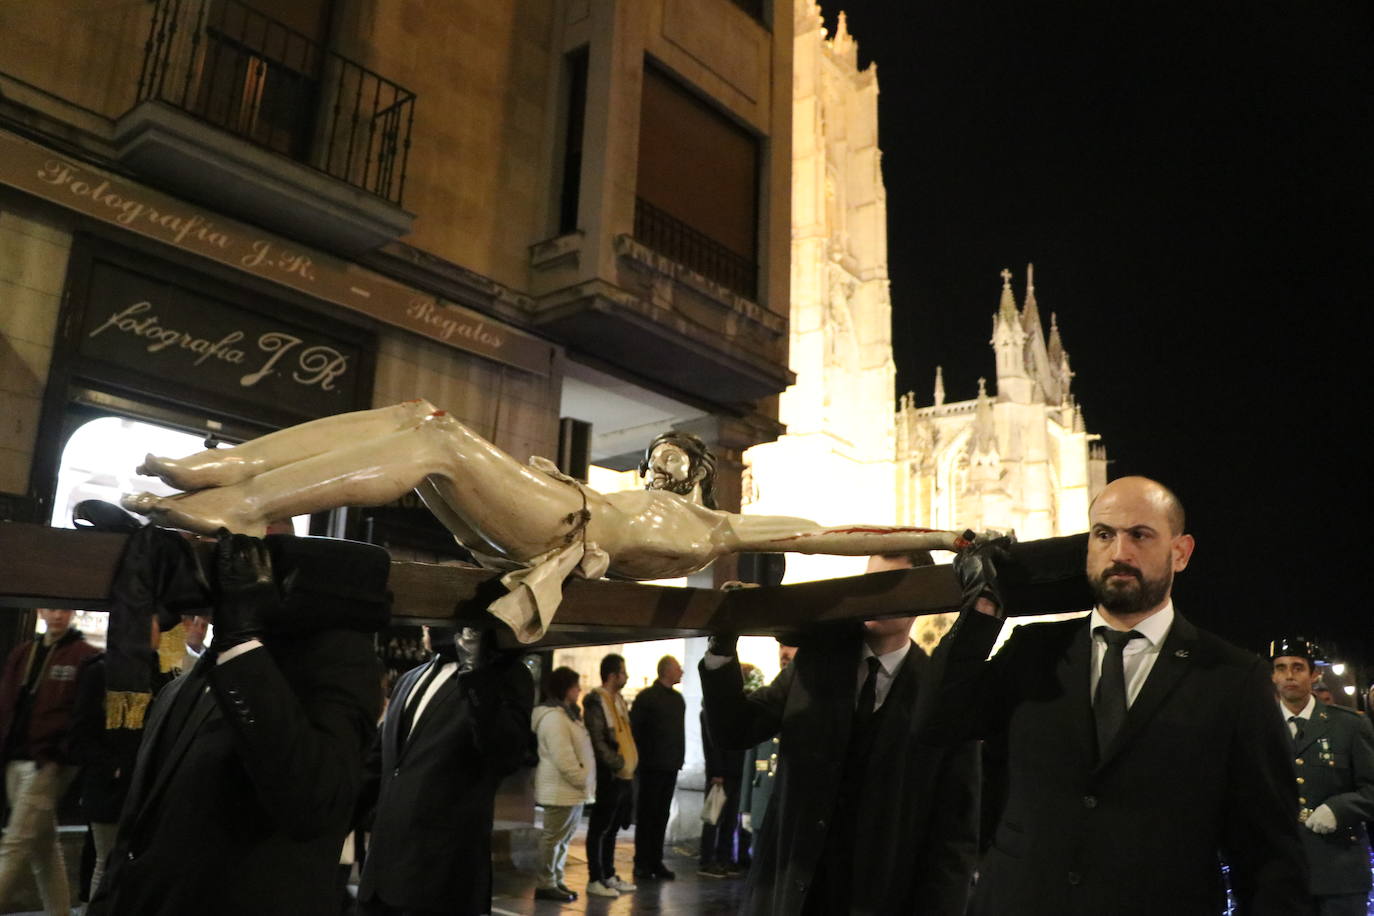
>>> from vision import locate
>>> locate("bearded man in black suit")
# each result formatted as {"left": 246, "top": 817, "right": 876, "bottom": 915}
{"left": 926, "top": 476, "right": 1308, "bottom": 916}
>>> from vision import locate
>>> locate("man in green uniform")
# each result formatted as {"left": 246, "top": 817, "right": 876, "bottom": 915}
{"left": 1272, "top": 637, "right": 1374, "bottom": 916}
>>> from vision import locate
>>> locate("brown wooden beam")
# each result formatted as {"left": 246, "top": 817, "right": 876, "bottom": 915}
{"left": 0, "top": 523, "right": 1093, "bottom": 648}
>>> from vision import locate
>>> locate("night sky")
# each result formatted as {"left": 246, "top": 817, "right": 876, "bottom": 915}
{"left": 824, "top": 3, "right": 1372, "bottom": 661}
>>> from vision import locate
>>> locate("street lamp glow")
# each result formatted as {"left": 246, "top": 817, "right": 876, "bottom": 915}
{"left": 1344, "top": 685, "right": 1357, "bottom": 696}
{"left": 1332, "top": 663, "right": 1347, "bottom": 676}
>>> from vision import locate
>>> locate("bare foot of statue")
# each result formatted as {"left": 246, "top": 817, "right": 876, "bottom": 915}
{"left": 136, "top": 452, "right": 267, "bottom": 491}
{"left": 120, "top": 490, "right": 266, "bottom": 537}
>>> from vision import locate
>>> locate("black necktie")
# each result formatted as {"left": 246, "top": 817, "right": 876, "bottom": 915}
{"left": 398, "top": 658, "right": 446, "bottom": 744}
{"left": 1093, "top": 627, "right": 1143, "bottom": 756}
{"left": 1289, "top": 715, "right": 1305, "bottom": 743}
{"left": 854, "top": 656, "right": 881, "bottom": 729}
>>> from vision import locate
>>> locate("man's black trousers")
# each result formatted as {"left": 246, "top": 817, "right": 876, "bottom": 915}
{"left": 634, "top": 768, "right": 678, "bottom": 870}
{"left": 586, "top": 774, "right": 632, "bottom": 883}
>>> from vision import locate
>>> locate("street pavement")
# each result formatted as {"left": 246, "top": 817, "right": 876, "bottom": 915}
{"left": 490, "top": 827, "right": 747, "bottom": 915}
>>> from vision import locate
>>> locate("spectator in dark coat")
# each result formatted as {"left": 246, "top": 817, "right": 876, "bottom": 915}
{"left": 630, "top": 655, "right": 686, "bottom": 880}
{"left": 699, "top": 705, "right": 745, "bottom": 877}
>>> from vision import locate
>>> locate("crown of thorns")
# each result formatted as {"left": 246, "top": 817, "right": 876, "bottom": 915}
{"left": 639, "top": 431, "right": 717, "bottom": 509}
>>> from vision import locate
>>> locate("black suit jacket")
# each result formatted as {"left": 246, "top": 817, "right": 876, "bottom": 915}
{"left": 921, "top": 609, "right": 1308, "bottom": 916}
{"left": 702, "top": 625, "right": 980, "bottom": 916}
{"left": 89, "top": 629, "right": 381, "bottom": 916}
{"left": 357, "top": 653, "right": 533, "bottom": 915}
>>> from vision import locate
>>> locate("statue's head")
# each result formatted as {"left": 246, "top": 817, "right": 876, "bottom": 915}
{"left": 639, "top": 431, "right": 717, "bottom": 508}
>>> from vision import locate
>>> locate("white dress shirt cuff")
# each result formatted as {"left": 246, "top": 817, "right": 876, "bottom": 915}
{"left": 703, "top": 652, "right": 733, "bottom": 670}
{"left": 216, "top": 639, "right": 263, "bottom": 665}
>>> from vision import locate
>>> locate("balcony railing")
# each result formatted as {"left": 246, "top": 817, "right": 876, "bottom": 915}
{"left": 136, "top": 0, "right": 415, "bottom": 206}
{"left": 633, "top": 197, "right": 758, "bottom": 301}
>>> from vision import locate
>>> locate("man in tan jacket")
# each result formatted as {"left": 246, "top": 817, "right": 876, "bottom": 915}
{"left": 582, "top": 653, "right": 638, "bottom": 898}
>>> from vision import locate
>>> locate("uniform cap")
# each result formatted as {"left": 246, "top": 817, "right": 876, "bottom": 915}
{"left": 1269, "top": 637, "right": 1320, "bottom": 661}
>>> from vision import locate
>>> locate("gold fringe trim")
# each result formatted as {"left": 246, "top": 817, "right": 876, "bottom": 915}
{"left": 158, "top": 623, "right": 188, "bottom": 675}
{"left": 105, "top": 691, "right": 152, "bottom": 730}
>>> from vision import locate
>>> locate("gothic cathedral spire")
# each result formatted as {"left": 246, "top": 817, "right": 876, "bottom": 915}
{"left": 992, "top": 267, "right": 1031, "bottom": 402}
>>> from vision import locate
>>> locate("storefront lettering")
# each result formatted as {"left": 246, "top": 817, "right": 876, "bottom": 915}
{"left": 89, "top": 302, "right": 348, "bottom": 392}
{"left": 241, "top": 240, "right": 318, "bottom": 281}
{"left": 405, "top": 298, "right": 504, "bottom": 349}
{"left": 241, "top": 332, "right": 348, "bottom": 391}
{"left": 36, "top": 161, "right": 232, "bottom": 249}
{"left": 5, "top": 134, "right": 550, "bottom": 375}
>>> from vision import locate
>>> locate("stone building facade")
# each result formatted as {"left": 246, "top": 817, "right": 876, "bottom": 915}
{"left": 742, "top": 4, "right": 897, "bottom": 584}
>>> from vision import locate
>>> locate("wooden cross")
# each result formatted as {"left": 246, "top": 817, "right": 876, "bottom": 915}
{"left": 0, "top": 523, "right": 1093, "bottom": 649}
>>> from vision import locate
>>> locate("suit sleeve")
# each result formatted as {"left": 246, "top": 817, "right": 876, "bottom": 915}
{"left": 1221, "top": 657, "right": 1311, "bottom": 916}
{"left": 209, "top": 629, "right": 382, "bottom": 842}
{"left": 464, "top": 655, "right": 535, "bottom": 778}
{"left": 353, "top": 722, "right": 383, "bottom": 832}
{"left": 699, "top": 655, "right": 791, "bottom": 751}
{"left": 739, "top": 744, "right": 757, "bottom": 812}
{"left": 912, "top": 739, "right": 981, "bottom": 915}
{"left": 65, "top": 657, "right": 108, "bottom": 767}
{"left": 1324, "top": 713, "right": 1374, "bottom": 825}
{"left": 916, "top": 609, "right": 1015, "bottom": 745}
{"left": 702, "top": 710, "right": 726, "bottom": 779}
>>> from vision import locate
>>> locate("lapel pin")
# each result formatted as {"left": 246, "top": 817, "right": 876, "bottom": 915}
{"left": 1174, "top": 649, "right": 1190, "bottom": 658}
{"left": 1320, "top": 712, "right": 1329, "bottom": 720}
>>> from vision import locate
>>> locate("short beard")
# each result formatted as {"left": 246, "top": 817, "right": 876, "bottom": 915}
{"left": 1089, "top": 563, "right": 1172, "bottom": 617}
{"left": 648, "top": 474, "right": 696, "bottom": 497}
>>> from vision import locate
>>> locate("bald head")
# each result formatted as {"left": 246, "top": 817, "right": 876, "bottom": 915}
{"left": 1090, "top": 476, "right": 1186, "bottom": 536}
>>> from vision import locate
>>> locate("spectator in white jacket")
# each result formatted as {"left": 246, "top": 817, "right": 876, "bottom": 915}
{"left": 531, "top": 666, "right": 596, "bottom": 903}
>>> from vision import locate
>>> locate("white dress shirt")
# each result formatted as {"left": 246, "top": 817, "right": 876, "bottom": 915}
{"left": 1279, "top": 694, "right": 1316, "bottom": 738}
{"left": 701, "top": 640, "right": 912, "bottom": 712}
{"left": 1088, "top": 601, "right": 1174, "bottom": 708}
{"left": 859, "top": 641, "right": 911, "bottom": 712}
{"left": 405, "top": 659, "right": 458, "bottom": 729}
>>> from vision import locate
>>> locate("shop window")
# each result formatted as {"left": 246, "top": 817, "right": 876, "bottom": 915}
{"left": 49, "top": 416, "right": 312, "bottom": 647}
{"left": 51, "top": 416, "right": 311, "bottom": 536}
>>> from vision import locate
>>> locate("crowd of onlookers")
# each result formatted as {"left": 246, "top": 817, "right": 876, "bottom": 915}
{"left": 528, "top": 650, "right": 784, "bottom": 904}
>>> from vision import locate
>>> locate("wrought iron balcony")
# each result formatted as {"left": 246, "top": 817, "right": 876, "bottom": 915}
{"left": 633, "top": 197, "right": 758, "bottom": 301}
{"left": 136, "top": 0, "right": 415, "bottom": 206}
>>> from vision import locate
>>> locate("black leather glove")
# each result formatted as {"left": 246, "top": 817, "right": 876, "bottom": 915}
{"left": 210, "top": 530, "right": 280, "bottom": 653}
{"left": 455, "top": 627, "right": 486, "bottom": 675}
{"left": 953, "top": 536, "right": 1012, "bottom": 615}
{"left": 708, "top": 580, "right": 756, "bottom": 657}
{"left": 708, "top": 631, "right": 739, "bottom": 658}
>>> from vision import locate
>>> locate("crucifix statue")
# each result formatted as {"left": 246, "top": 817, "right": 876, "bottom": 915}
{"left": 121, "top": 400, "right": 980, "bottom": 640}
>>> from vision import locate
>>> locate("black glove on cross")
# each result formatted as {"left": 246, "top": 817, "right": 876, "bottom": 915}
{"left": 210, "top": 530, "right": 281, "bottom": 654}
{"left": 953, "top": 535, "right": 1012, "bottom": 616}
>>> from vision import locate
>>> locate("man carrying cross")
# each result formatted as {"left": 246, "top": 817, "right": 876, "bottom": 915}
{"left": 925, "top": 475, "right": 1308, "bottom": 915}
